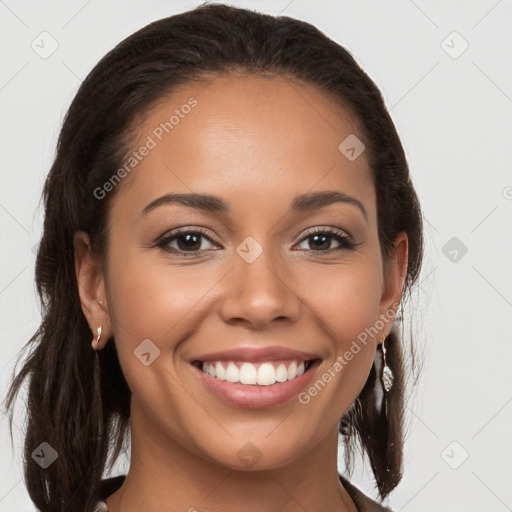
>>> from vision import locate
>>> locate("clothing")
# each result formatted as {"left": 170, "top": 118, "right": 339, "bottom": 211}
{"left": 93, "top": 473, "right": 393, "bottom": 512}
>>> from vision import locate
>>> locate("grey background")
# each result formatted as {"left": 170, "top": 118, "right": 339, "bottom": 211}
{"left": 1, "top": 0, "right": 511, "bottom": 510}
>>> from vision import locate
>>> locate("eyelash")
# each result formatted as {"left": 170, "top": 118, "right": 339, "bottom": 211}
{"left": 155, "top": 226, "right": 359, "bottom": 257}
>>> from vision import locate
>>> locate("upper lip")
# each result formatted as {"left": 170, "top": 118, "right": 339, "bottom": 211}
{"left": 190, "top": 346, "right": 322, "bottom": 363}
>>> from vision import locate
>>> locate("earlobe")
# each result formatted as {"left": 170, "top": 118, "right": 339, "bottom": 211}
{"left": 73, "top": 230, "right": 111, "bottom": 348}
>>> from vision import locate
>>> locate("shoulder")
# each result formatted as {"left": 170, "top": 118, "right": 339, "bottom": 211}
{"left": 338, "top": 473, "right": 394, "bottom": 512}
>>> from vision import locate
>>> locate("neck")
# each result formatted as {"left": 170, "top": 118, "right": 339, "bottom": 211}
{"left": 106, "top": 405, "right": 358, "bottom": 512}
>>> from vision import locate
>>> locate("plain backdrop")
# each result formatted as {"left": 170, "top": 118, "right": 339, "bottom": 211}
{"left": 1, "top": 1, "right": 511, "bottom": 510}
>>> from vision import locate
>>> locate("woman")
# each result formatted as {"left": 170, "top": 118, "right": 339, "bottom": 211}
{"left": 5, "top": 3, "right": 423, "bottom": 511}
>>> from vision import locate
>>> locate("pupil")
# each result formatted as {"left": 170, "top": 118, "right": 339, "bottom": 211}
{"left": 178, "top": 233, "right": 200, "bottom": 251}
{"left": 311, "top": 233, "right": 329, "bottom": 250}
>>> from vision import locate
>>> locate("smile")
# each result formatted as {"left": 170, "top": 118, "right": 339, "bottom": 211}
{"left": 190, "top": 357, "right": 322, "bottom": 408}
{"left": 193, "top": 359, "right": 317, "bottom": 386}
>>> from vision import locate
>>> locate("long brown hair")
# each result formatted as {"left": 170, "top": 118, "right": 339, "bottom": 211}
{"left": 3, "top": 3, "right": 424, "bottom": 511}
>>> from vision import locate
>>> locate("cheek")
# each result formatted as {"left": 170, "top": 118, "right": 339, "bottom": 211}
{"left": 105, "top": 246, "right": 222, "bottom": 367}
{"left": 301, "top": 257, "right": 383, "bottom": 401}
{"left": 104, "top": 252, "right": 207, "bottom": 413}
{"left": 305, "top": 255, "right": 383, "bottom": 343}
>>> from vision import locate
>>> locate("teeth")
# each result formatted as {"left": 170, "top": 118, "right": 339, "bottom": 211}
{"left": 215, "top": 362, "right": 226, "bottom": 380}
{"left": 200, "top": 360, "right": 308, "bottom": 385}
{"left": 276, "top": 363, "right": 289, "bottom": 382}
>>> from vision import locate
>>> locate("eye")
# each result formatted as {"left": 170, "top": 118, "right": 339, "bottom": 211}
{"left": 294, "top": 227, "right": 358, "bottom": 253}
{"left": 155, "top": 226, "right": 358, "bottom": 257}
{"left": 156, "top": 228, "right": 219, "bottom": 255}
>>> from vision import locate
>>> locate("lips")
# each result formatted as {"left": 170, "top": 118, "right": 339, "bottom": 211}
{"left": 188, "top": 346, "right": 322, "bottom": 406}
{"left": 190, "top": 357, "right": 322, "bottom": 408}
{"left": 190, "top": 345, "right": 322, "bottom": 364}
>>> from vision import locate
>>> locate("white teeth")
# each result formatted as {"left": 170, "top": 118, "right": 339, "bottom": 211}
{"left": 275, "top": 363, "right": 288, "bottom": 382}
{"left": 240, "top": 362, "right": 258, "bottom": 384}
{"left": 226, "top": 362, "right": 239, "bottom": 382}
{"left": 288, "top": 361, "right": 297, "bottom": 380}
{"left": 257, "top": 363, "right": 276, "bottom": 386}
{"left": 215, "top": 362, "right": 226, "bottom": 380}
{"left": 199, "top": 360, "right": 310, "bottom": 385}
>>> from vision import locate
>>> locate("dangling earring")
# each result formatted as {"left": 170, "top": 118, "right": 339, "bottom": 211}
{"left": 381, "top": 336, "right": 393, "bottom": 392}
{"left": 92, "top": 325, "right": 103, "bottom": 435}
{"left": 381, "top": 336, "right": 393, "bottom": 418}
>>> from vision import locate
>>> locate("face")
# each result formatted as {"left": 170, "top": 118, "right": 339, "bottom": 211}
{"left": 76, "top": 73, "right": 407, "bottom": 471}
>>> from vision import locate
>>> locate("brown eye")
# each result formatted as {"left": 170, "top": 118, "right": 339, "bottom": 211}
{"left": 295, "top": 227, "right": 357, "bottom": 252}
{"left": 156, "top": 229, "right": 219, "bottom": 255}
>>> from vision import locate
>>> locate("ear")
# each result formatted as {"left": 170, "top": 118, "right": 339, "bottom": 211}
{"left": 377, "top": 231, "right": 408, "bottom": 341}
{"left": 73, "top": 230, "right": 112, "bottom": 350}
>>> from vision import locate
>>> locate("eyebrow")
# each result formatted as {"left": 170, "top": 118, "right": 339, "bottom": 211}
{"left": 141, "top": 190, "right": 368, "bottom": 221}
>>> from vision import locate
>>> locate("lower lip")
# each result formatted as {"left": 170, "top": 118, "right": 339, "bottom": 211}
{"left": 191, "top": 360, "right": 321, "bottom": 409}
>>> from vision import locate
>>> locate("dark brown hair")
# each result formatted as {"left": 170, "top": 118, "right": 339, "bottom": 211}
{"left": 3, "top": 3, "right": 424, "bottom": 511}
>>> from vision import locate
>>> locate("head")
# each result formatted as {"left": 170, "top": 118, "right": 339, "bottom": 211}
{"left": 5, "top": 4, "right": 423, "bottom": 511}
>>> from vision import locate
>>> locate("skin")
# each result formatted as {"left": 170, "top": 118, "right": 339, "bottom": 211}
{"left": 74, "top": 73, "right": 408, "bottom": 512}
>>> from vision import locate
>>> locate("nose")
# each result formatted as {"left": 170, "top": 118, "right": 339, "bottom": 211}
{"left": 218, "top": 244, "right": 302, "bottom": 330}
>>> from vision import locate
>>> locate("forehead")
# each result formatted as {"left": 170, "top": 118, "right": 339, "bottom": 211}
{"left": 110, "top": 73, "right": 375, "bottom": 221}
